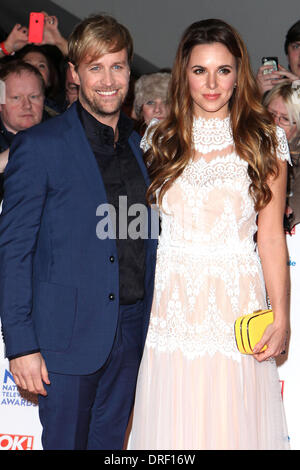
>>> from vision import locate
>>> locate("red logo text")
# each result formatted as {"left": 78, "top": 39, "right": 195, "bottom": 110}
{"left": 0, "top": 434, "right": 34, "bottom": 450}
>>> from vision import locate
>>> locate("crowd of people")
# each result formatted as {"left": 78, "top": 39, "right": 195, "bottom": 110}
{"left": 0, "top": 13, "right": 299, "bottom": 226}
{"left": 0, "top": 13, "right": 78, "bottom": 206}
{"left": 0, "top": 10, "right": 299, "bottom": 450}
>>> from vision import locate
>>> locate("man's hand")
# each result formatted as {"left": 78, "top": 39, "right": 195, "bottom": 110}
{"left": 10, "top": 352, "right": 50, "bottom": 396}
{"left": 40, "top": 11, "right": 68, "bottom": 56}
{"left": 256, "top": 63, "right": 299, "bottom": 95}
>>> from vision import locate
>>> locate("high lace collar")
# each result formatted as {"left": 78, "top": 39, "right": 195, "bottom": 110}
{"left": 192, "top": 115, "right": 233, "bottom": 154}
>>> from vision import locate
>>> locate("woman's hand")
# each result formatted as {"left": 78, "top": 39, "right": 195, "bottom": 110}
{"left": 3, "top": 23, "right": 28, "bottom": 54}
{"left": 252, "top": 320, "right": 289, "bottom": 362}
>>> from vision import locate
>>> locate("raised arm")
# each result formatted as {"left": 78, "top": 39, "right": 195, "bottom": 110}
{"left": 41, "top": 12, "right": 68, "bottom": 56}
{"left": 0, "top": 24, "right": 28, "bottom": 57}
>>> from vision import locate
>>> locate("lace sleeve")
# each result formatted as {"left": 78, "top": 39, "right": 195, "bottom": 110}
{"left": 276, "top": 126, "right": 292, "bottom": 164}
{"left": 140, "top": 118, "right": 160, "bottom": 152}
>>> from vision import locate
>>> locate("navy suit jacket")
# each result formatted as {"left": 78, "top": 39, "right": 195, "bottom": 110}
{"left": 0, "top": 103, "right": 157, "bottom": 375}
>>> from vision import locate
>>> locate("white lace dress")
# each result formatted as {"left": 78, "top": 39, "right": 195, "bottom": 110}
{"left": 130, "top": 116, "right": 290, "bottom": 450}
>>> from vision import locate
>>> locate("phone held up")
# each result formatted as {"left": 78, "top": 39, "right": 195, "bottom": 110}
{"left": 28, "top": 12, "right": 45, "bottom": 44}
{"left": 262, "top": 57, "right": 278, "bottom": 75}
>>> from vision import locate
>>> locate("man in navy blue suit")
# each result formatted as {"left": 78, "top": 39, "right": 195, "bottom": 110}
{"left": 0, "top": 15, "right": 157, "bottom": 450}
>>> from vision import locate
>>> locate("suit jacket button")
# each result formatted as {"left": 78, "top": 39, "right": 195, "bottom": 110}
{"left": 109, "top": 293, "right": 115, "bottom": 301}
{"left": 109, "top": 256, "right": 115, "bottom": 263}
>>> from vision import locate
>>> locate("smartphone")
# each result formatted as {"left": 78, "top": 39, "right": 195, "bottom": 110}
{"left": 262, "top": 57, "right": 278, "bottom": 75}
{"left": 28, "top": 12, "right": 44, "bottom": 44}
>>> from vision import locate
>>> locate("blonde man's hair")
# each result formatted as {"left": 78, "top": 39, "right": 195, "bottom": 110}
{"left": 68, "top": 14, "right": 133, "bottom": 69}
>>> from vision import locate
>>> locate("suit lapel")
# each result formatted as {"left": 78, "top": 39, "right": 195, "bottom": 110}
{"left": 63, "top": 104, "right": 109, "bottom": 206}
{"left": 63, "top": 105, "right": 153, "bottom": 235}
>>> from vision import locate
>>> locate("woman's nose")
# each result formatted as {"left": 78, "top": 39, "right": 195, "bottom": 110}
{"left": 273, "top": 115, "right": 281, "bottom": 126}
{"left": 154, "top": 102, "right": 162, "bottom": 113}
{"left": 207, "top": 72, "right": 217, "bottom": 89}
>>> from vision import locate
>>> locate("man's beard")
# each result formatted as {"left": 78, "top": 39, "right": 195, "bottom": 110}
{"left": 80, "top": 87, "right": 125, "bottom": 118}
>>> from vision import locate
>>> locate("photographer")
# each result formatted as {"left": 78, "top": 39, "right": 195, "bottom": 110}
{"left": 257, "top": 20, "right": 300, "bottom": 95}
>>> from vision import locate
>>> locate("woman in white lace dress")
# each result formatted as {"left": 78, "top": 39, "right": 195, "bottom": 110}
{"left": 130, "top": 19, "right": 290, "bottom": 450}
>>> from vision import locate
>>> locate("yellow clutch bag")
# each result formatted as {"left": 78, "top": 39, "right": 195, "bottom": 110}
{"left": 234, "top": 309, "right": 274, "bottom": 354}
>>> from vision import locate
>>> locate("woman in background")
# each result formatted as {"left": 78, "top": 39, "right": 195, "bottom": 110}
{"left": 132, "top": 72, "right": 170, "bottom": 134}
{"left": 263, "top": 81, "right": 300, "bottom": 230}
{"left": 130, "top": 19, "right": 290, "bottom": 450}
{"left": 18, "top": 45, "right": 62, "bottom": 116}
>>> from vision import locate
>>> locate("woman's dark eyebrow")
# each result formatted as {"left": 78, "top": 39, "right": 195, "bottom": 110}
{"left": 191, "top": 64, "right": 234, "bottom": 69}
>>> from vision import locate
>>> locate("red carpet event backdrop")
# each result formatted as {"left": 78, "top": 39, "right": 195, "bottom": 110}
{"left": 0, "top": 229, "right": 299, "bottom": 450}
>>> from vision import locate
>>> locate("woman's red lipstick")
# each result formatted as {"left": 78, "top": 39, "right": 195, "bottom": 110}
{"left": 202, "top": 94, "right": 221, "bottom": 100}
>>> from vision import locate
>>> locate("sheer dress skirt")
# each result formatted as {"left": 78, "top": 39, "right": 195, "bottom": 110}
{"left": 130, "top": 246, "right": 289, "bottom": 450}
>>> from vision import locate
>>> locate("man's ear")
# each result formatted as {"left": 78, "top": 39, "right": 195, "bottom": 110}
{"left": 68, "top": 62, "right": 80, "bottom": 86}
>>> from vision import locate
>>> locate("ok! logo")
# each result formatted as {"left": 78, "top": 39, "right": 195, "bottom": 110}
{"left": 0, "top": 434, "right": 34, "bottom": 450}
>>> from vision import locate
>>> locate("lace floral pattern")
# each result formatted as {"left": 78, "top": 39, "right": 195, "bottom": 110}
{"left": 148, "top": 284, "right": 239, "bottom": 359}
{"left": 140, "top": 118, "right": 159, "bottom": 152}
{"left": 145, "top": 117, "right": 291, "bottom": 362}
{"left": 141, "top": 117, "right": 291, "bottom": 163}
{"left": 276, "top": 126, "right": 292, "bottom": 163}
{"left": 192, "top": 116, "right": 233, "bottom": 153}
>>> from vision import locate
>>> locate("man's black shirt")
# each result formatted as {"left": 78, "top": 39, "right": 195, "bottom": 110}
{"left": 77, "top": 101, "right": 147, "bottom": 305}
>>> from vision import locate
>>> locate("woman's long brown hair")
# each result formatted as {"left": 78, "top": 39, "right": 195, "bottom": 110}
{"left": 145, "top": 19, "right": 279, "bottom": 212}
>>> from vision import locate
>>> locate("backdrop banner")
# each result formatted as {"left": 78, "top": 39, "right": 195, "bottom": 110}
{"left": 278, "top": 227, "right": 300, "bottom": 450}
{"left": 0, "top": 343, "right": 43, "bottom": 450}
{"left": 0, "top": 228, "right": 299, "bottom": 450}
